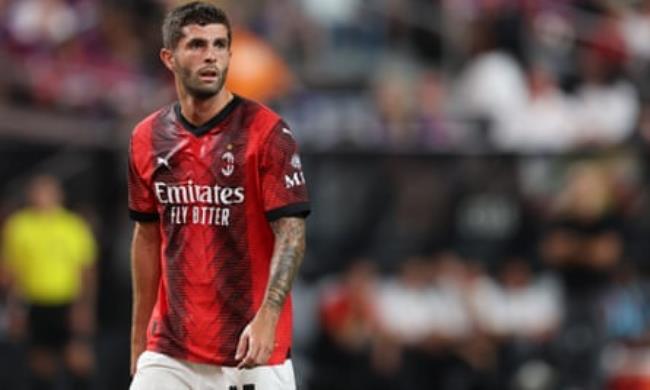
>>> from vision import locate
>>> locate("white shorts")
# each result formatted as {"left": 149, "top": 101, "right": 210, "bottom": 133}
{"left": 130, "top": 351, "right": 296, "bottom": 390}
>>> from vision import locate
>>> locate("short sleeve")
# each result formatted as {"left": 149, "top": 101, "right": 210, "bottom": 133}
{"left": 71, "top": 216, "right": 97, "bottom": 267}
{"left": 260, "top": 121, "right": 310, "bottom": 221}
{"left": 128, "top": 137, "right": 159, "bottom": 221}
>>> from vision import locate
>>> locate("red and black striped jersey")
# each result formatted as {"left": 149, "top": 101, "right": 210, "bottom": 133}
{"left": 127, "top": 95, "right": 310, "bottom": 366}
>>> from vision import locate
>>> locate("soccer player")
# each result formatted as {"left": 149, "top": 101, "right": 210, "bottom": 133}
{"left": 127, "top": 2, "right": 310, "bottom": 389}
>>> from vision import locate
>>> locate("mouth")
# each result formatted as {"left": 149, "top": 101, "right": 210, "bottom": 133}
{"left": 198, "top": 68, "right": 219, "bottom": 82}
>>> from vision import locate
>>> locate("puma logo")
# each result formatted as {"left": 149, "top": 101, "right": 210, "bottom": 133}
{"left": 157, "top": 156, "right": 170, "bottom": 169}
{"left": 154, "top": 139, "right": 189, "bottom": 172}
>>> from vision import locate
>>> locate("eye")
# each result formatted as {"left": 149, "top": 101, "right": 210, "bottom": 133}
{"left": 214, "top": 39, "right": 228, "bottom": 49}
{"left": 188, "top": 39, "right": 206, "bottom": 49}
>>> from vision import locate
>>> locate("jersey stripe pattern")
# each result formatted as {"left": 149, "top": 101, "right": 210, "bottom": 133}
{"left": 127, "top": 96, "right": 310, "bottom": 366}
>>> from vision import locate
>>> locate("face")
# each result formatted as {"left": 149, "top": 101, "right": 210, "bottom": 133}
{"left": 161, "top": 23, "right": 231, "bottom": 100}
{"left": 29, "top": 176, "right": 63, "bottom": 211}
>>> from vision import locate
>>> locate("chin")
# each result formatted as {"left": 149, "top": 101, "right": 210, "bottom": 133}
{"left": 188, "top": 87, "right": 221, "bottom": 100}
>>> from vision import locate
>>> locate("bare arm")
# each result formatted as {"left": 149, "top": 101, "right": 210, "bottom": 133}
{"left": 0, "top": 263, "right": 26, "bottom": 341}
{"left": 130, "top": 222, "right": 161, "bottom": 375}
{"left": 262, "top": 217, "right": 307, "bottom": 312}
{"left": 70, "top": 264, "right": 97, "bottom": 337}
{"left": 236, "top": 216, "right": 306, "bottom": 368}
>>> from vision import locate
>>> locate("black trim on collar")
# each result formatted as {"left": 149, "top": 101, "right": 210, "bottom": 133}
{"left": 129, "top": 209, "right": 160, "bottom": 222}
{"left": 266, "top": 202, "right": 311, "bottom": 222}
{"left": 174, "top": 95, "right": 242, "bottom": 137}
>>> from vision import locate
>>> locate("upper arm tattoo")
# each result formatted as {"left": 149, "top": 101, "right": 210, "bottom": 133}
{"left": 264, "top": 217, "right": 306, "bottom": 311}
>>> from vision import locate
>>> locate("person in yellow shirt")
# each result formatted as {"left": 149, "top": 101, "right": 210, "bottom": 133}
{"left": 2, "top": 175, "right": 97, "bottom": 390}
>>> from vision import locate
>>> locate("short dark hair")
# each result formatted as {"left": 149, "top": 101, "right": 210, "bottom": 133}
{"left": 162, "top": 1, "right": 231, "bottom": 49}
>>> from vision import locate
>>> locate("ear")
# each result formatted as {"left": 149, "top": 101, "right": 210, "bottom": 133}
{"left": 160, "top": 48, "right": 175, "bottom": 72}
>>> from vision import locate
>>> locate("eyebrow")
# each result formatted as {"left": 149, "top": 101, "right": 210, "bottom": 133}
{"left": 185, "top": 36, "right": 206, "bottom": 45}
{"left": 185, "top": 37, "right": 228, "bottom": 46}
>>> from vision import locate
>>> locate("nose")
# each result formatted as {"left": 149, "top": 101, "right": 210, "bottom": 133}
{"left": 204, "top": 47, "right": 218, "bottom": 64}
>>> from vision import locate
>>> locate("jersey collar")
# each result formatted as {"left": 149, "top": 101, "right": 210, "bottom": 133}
{"left": 174, "top": 95, "right": 242, "bottom": 137}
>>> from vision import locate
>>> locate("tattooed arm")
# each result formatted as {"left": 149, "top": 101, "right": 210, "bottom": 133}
{"left": 263, "top": 217, "right": 307, "bottom": 310}
{"left": 235, "top": 217, "right": 306, "bottom": 368}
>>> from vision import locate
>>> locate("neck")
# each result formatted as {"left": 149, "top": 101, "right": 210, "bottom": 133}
{"left": 177, "top": 87, "right": 233, "bottom": 127}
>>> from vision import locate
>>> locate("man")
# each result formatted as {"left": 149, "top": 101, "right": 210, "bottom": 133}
{"left": 128, "top": 2, "right": 309, "bottom": 389}
{"left": 2, "top": 175, "right": 96, "bottom": 390}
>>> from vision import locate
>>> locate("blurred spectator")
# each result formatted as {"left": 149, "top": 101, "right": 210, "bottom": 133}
{"left": 370, "top": 59, "right": 419, "bottom": 149}
{"left": 620, "top": 0, "right": 650, "bottom": 64}
{"left": 469, "top": 257, "right": 562, "bottom": 388}
{"left": 541, "top": 162, "right": 624, "bottom": 388}
{"left": 602, "top": 263, "right": 650, "bottom": 389}
{"left": 572, "top": 21, "right": 639, "bottom": 147}
{"left": 375, "top": 256, "right": 469, "bottom": 346}
{"left": 249, "top": 0, "right": 327, "bottom": 67}
{"left": 541, "top": 162, "right": 623, "bottom": 290}
{"left": 374, "top": 255, "right": 488, "bottom": 389}
{"left": 493, "top": 64, "right": 577, "bottom": 152}
{"left": 453, "top": 19, "right": 527, "bottom": 148}
{"left": 470, "top": 258, "right": 562, "bottom": 341}
{"left": 528, "top": 10, "right": 576, "bottom": 83}
{"left": 413, "top": 70, "right": 456, "bottom": 149}
{"left": 309, "top": 260, "right": 388, "bottom": 390}
{"left": 1, "top": 175, "right": 97, "bottom": 390}
{"left": 5, "top": 0, "right": 85, "bottom": 49}
{"left": 226, "top": 27, "right": 294, "bottom": 102}
{"left": 602, "top": 263, "right": 650, "bottom": 343}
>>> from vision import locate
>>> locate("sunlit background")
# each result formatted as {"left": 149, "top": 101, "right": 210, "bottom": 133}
{"left": 2, "top": 0, "right": 650, "bottom": 389}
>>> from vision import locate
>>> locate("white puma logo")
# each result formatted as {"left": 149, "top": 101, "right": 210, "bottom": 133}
{"left": 157, "top": 156, "right": 170, "bottom": 169}
{"left": 154, "top": 139, "right": 189, "bottom": 171}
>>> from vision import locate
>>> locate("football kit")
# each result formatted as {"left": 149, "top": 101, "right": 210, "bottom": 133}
{"left": 128, "top": 95, "right": 310, "bottom": 368}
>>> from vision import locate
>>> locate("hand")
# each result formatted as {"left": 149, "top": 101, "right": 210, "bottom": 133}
{"left": 7, "top": 304, "right": 26, "bottom": 341}
{"left": 66, "top": 338, "right": 95, "bottom": 376}
{"left": 130, "top": 338, "right": 146, "bottom": 376}
{"left": 70, "top": 303, "right": 95, "bottom": 337}
{"left": 235, "top": 306, "right": 279, "bottom": 369}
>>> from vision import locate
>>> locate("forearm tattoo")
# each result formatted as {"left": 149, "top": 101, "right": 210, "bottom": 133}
{"left": 264, "top": 217, "right": 306, "bottom": 311}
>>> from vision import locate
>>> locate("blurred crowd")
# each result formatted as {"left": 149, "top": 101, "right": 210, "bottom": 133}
{"left": 1, "top": 0, "right": 650, "bottom": 151}
{"left": 2, "top": 0, "right": 650, "bottom": 389}
{"left": 295, "top": 152, "right": 650, "bottom": 390}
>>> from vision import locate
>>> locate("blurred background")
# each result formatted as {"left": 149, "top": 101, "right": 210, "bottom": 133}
{"left": 2, "top": 0, "right": 650, "bottom": 389}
